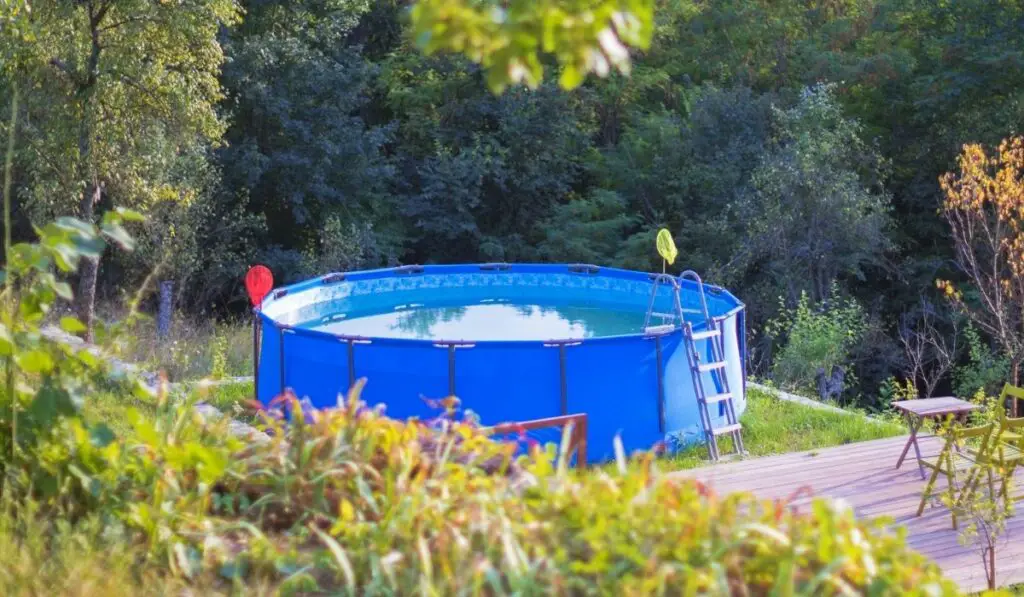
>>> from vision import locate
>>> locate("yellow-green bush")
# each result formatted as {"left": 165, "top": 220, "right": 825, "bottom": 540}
{"left": 38, "top": 382, "right": 958, "bottom": 595}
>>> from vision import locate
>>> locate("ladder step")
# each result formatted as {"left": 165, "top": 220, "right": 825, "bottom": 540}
{"left": 702, "top": 392, "right": 732, "bottom": 404}
{"left": 690, "top": 329, "right": 720, "bottom": 341}
{"left": 711, "top": 423, "right": 742, "bottom": 436}
{"left": 698, "top": 361, "right": 728, "bottom": 372}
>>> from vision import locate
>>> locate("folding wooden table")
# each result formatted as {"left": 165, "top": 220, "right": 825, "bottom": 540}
{"left": 892, "top": 397, "right": 980, "bottom": 479}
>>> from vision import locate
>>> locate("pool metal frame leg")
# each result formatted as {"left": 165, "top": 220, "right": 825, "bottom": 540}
{"left": 655, "top": 335, "right": 665, "bottom": 434}
{"left": 252, "top": 311, "right": 261, "bottom": 400}
{"left": 543, "top": 340, "right": 581, "bottom": 417}
{"left": 277, "top": 325, "right": 287, "bottom": 396}
{"left": 431, "top": 341, "right": 476, "bottom": 398}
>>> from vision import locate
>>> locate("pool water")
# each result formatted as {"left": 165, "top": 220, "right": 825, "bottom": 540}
{"left": 305, "top": 303, "right": 676, "bottom": 341}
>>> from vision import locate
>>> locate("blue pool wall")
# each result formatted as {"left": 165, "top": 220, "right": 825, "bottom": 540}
{"left": 256, "top": 264, "right": 746, "bottom": 460}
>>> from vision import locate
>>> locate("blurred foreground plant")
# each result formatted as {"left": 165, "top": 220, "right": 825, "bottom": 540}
{"left": 410, "top": 0, "right": 654, "bottom": 92}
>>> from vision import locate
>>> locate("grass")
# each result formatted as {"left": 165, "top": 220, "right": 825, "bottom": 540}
{"left": 107, "top": 309, "right": 254, "bottom": 382}
{"left": 666, "top": 386, "right": 905, "bottom": 469}
{"left": 83, "top": 380, "right": 256, "bottom": 435}
{"left": 0, "top": 503, "right": 276, "bottom": 597}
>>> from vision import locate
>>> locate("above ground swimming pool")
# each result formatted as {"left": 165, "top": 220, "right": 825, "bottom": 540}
{"left": 255, "top": 264, "right": 746, "bottom": 460}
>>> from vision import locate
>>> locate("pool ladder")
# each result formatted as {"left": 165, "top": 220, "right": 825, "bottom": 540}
{"left": 645, "top": 270, "right": 745, "bottom": 462}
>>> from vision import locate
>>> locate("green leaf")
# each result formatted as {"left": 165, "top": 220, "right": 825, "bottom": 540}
{"left": 89, "top": 423, "right": 116, "bottom": 448}
{"left": 112, "top": 207, "right": 146, "bottom": 223}
{"left": 54, "top": 217, "right": 96, "bottom": 237}
{"left": 60, "top": 316, "right": 87, "bottom": 334}
{"left": 29, "top": 384, "right": 78, "bottom": 427}
{"left": 102, "top": 222, "right": 135, "bottom": 251}
{"left": 16, "top": 349, "right": 54, "bottom": 374}
{"left": 0, "top": 324, "right": 11, "bottom": 356}
{"left": 559, "top": 64, "right": 585, "bottom": 89}
{"left": 69, "top": 234, "right": 106, "bottom": 258}
{"left": 53, "top": 281, "right": 73, "bottom": 300}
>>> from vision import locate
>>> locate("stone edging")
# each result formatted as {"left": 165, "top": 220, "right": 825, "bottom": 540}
{"left": 747, "top": 381, "right": 892, "bottom": 426}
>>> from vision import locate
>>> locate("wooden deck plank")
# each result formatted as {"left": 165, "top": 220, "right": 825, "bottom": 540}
{"left": 672, "top": 435, "right": 1024, "bottom": 592}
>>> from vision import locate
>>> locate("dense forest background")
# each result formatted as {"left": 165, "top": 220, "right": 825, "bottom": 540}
{"left": 2, "top": 0, "right": 1023, "bottom": 407}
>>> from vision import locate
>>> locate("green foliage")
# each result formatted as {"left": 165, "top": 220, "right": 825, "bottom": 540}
{"left": 116, "top": 148, "right": 264, "bottom": 311}
{"left": 766, "top": 285, "right": 866, "bottom": 397}
{"left": 6, "top": 0, "right": 240, "bottom": 212}
{"left": 0, "top": 207, "right": 148, "bottom": 498}
{"left": 9, "top": 382, "right": 960, "bottom": 594}
{"left": 736, "top": 83, "right": 893, "bottom": 304}
{"left": 300, "top": 216, "right": 393, "bottom": 278}
{"left": 878, "top": 377, "right": 920, "bottom": 407}
{"left": 120, "top": 316, "right": 253, "bottom": 382}
{"left": 2, "top": 0, "right": 241, "bottom": 333}
{"left": 409, "top": 0, "right": 655, "bottom": 92}
{"left": 955, "top": 326, "right": 1012, "bottom": 400}
{"left": 538, "top": 189, "right": 636, "bottom": 264}
{"left": 386, "top": 77, "right": 593, "bottom": 262}
{"left": 219, "top": 0, "right": 396, "bottom": 279}
{"left": 209, "top": 333, "right": 228, "bottom": 381}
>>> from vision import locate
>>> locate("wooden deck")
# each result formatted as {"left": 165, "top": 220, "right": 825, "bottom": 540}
{"left": 672, "top": 435, "right": 1024, "bottom": 592}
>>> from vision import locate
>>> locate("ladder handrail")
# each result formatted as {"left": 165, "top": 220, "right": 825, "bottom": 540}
{"left": 679, "top": 270, "right": 712, "bottom": 330}
{"left": 643, "top": 273, "right": 684, "bottom": 330}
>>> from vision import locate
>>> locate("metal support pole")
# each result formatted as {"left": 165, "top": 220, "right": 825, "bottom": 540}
{"left": 576, "top": 415, "right": 588, "bottom": 467}
{"left": 559, "top": 344, "right": 568, "bottom": 416}
{"left": 655, "top": 335, "right": 665, "bottom": 433}
{"left": 278, "top": 326, "right": 286, "bottom": 396}
{"left": 252, "top": 312, "right": 261, "bottom": 399}
{"left": 347, "top": 339, "right": 356, "bottom": 391}
{"left": 448, "top": 344, "right": 457, "bottom": 395}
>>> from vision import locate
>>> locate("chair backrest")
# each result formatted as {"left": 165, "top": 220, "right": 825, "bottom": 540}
{"left": 996, "top": 412, "right": 1024, "bottom": 451}
{"left": 945, "top": 421, "right": 996, "bottom": 456}
{"left": 954, "top": 421, "right": 996, "bottom": 440}
{"left": 999, "top": 383, "right": 1024, "bottom": 410}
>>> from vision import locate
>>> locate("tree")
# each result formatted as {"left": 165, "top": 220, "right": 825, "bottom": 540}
{"left": 382, "top": 63, "right": 593, "bottom": 262}
{"left": 409, "top": 0, "right": 655, "bottom": 92}
{"left": 218, "top": 0, "right": 395, "bottom": 274}
{"left": 538, "top": 189, "right": 636, "bottom": 263}
{"left": 939, "top": 137, "right": 1024, "bottom": 414}
{"left": 898, "top": 300, "right": 961, "bottom": 399}
{"left": 3, "top": 0, "right": 239, "bottom": 338}
{"left": 736, "top": 84, "right": 893, "bottom": 304}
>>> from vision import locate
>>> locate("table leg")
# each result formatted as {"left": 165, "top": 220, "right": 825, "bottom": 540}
{"left": 897, "top": 416, "right": 926, "bottom": 479}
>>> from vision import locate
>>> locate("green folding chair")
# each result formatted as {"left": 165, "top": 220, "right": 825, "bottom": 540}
{"left": 1007, "top": 382, "right": 1024, "bottom": 418}
{"left": 917, "top": 421, "right": 996, "bottom": 529}
{"left": 997, "top": 383, "right": 1024, "bottom": 443}
{"left": 962, "top": 400, "right": 1024, "bottom": 508}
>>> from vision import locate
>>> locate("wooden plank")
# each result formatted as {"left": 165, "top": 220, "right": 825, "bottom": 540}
{"left": 893, "top": 397, "right": 981, "bottom": 417}
{"left": 673, "top": 435, "right": 1023, "bottom": 593}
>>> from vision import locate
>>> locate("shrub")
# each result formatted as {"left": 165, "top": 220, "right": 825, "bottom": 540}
{"left": 955, "top": 325, "right": 1011, "bottom": 399}
{"left": 14, "top": 384, "right": 953, "bottom": 595}
{"left": 766, "top": 285, "right": 866, "bottom": 398}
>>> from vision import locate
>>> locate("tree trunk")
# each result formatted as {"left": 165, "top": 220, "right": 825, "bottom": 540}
{"left": 157, "top": 280, "right": 173, "bottom": 340}
{"left": 68, "top": 0, "right": 106, "bottom": 343}
{"left": 1013, "top": 360, "right": 1021, "bottom": 417}
{"left": 76, "top": 180, "right": 101, "bottom": 342}
{"left": 986, "top": 545, "right": 996, "bottom": 590}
